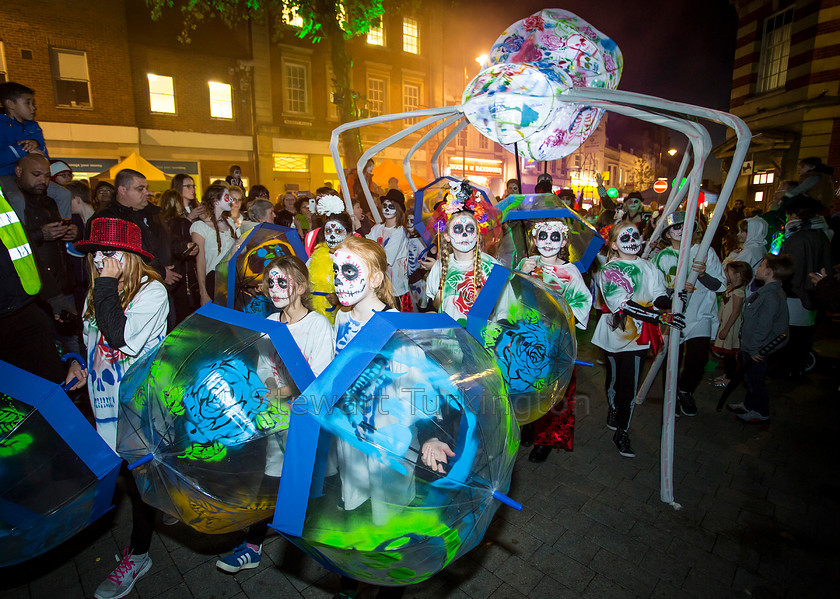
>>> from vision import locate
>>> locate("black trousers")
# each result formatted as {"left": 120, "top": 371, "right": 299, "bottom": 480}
{"left": 678, "top": 337, "right": 710, "bottom": 394}
{"left": 742, "top": 351, "right": 770, "bottom": 417}
{"left": 0, "top": 300, "right": 66, "bottom": 384}
{"left": 122, "top": 463, "right": 156, "bottom": 555}
{"left": 604, "top": 349, "right": 647, "bottom": 431}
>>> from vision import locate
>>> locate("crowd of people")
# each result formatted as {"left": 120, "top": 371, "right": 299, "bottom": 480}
{"left": 2, "top": 77, "right": 838, "bottom": 599}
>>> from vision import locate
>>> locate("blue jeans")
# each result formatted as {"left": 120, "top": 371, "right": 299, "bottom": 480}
{"left": 741, "top": 351, "right": 770, "bottom": 417}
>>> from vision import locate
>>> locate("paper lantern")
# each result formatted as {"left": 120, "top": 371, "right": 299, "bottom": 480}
{"left": 273, "top": 312, "right": 520, "bottom": 586}
{"left": 464, "top": 9, "right": 623, "bottom": 160}
{"left": 466, "top": 265, "right": 577, "bottom": 425}
{"left": 0, "top": 361, "right": 121, "bottom": 566}
{"left": 116, "top": 303, "right": 315, "bottom": 534}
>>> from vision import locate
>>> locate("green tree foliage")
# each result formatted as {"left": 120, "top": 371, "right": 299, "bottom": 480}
{"left": 145, "top": 0, "right": 388, "bottom": 164}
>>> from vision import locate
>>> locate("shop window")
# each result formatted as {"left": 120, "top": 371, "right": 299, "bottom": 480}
{"left": 51, "top": 48, "right": 91, "bottom": 108}
{"left": 752, "top": 171, "right": 774, "bottom": 185}
{"left": 148, "top": 73, "right": 175, "bottom": 114}
{"left": 273, "top": 153, "right": 308, "bottom": 172}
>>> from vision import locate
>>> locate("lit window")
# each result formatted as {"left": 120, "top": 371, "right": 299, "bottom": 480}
{"left": 285, "top": 62, "right": 309, "bottom": 114}
{"left": 752, "top": 171, "right": 775, "bottom": 185}
{"left": 0, "top": 42, "right": 7, "bottom": 83}
{"left": 367, "top": 19, "right": 385, "bottom": 46}
{"left": 403, "top": 17, "right": 419, "bottom": 54}
{"left": 51, "top": 48, "right": 91, "bottom": 108}
{"left": 457, "top": 128, "right": 467, "bottom": 147}
{"left": 148, "top": 73, "right": 175, "bottom": 114}
{"left": 757, "top": 7, "right": 793, "bottom": 93}
{"left": 283, "top": 6, "right": 304, "bottom": 28}
{"left": 323, "top": 156, "right": 339, "bottom": 173}
{"left": 367, "top": 77, "right": 386, "bottom": 116}
{"left": 754, "top": 191, "right": 764, "bottom": 203}
{"left": 478, "top": 134, "right": 489, "bottom": 150}
{"left": 273, "top": 153, "right": 308, "bottom": 172}
{"left": 208, "top": 81, "right": 233, "bottom": 119}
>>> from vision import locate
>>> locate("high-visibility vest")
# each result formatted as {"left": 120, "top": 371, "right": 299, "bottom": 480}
{"left": 0, "top": 189, "right": 41, "bottom": 295}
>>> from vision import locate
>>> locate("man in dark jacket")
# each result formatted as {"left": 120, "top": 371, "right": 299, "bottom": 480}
{"left": 85, "top": 168, "right": 179, "bottom": 285}
{"left": 779, "top": 196, "right": 833, "bottom": 376}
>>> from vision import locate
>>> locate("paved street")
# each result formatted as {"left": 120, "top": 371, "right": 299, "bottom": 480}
{"left": 2, "top": 323, "right": 838, "bottom": 599}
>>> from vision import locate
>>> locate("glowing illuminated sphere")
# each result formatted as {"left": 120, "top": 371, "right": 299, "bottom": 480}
{"left": 117, "top": 303, "right": 315, "bottom": 534}
{"left": 463, "top": 9, "right": 623, "bottom": 160}
{"left": 466, "top": 265, "right": 577, "bottom": 425}
{"left": 273, "top": 312, "right": 519, "bottom": 586}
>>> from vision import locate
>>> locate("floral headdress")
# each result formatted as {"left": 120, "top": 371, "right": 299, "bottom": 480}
{"left": 315, "top": 193, "right": 346, "bottom": 217}
{"left": 532, "top": 220, "right": 569, "bottom": 239}
{"left": 432, "top": 179, "right": 492, "bottom": 233}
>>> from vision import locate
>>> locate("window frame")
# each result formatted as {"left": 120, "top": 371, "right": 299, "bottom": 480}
{"left": 50, "top": 47, "right": 92, "bottom": 109}
{"left": 367, "top": 17, "right": 385, "bottom": 46}
{"left": 367, "top": 75, "right": 387, "bottom": 117}
{"left": 147, "top": 73, "right": 176, "bottom": 115}
{"left": 208, "top": 81, "right": 234, "bottom": 120}
{"left": 402, "top": 17, "right": 419, "bottom": 54}
{"left": 756, "top": 6, "right": 794, "bottom": 94}
{"left": 0, "top": 42, "right": 7, "bottom": 83}
{"left": 283, "top": 59, "right": 311, "bottom": 116}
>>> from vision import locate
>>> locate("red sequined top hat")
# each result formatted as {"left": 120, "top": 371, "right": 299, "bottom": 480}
{"left": 74, "top": 218, "right": 154, "bottom": 262}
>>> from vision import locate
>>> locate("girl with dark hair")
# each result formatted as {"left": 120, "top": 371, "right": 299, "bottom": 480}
{"left": 190, "top": 184, "right": 238, "bottom": 305}
{"left": 367, "top": 189, "right": 410, "bottom": 311}
{"left": 170, "top": 173, "right": 199, "bottom": 219}
{"left": 92, "top": 181, "right": 115, "bottom": 212}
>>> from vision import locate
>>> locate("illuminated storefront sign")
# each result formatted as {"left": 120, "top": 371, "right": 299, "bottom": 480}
{"left": 448, "top": 157, "right": 503, "bottom": 176}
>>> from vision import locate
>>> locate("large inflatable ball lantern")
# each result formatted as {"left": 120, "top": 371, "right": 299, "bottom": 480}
{"left": 0, "top": 362, "right": 121, "bottom": 566}
{"left": 463, "top": 9, "right": 623, "bottom": 161}
{"left": 117, "top": 303, "right": 315, "bottom": 534}
{"left": 273, "top": 312, "right": 520, "bottom": 586}
{"left": 466, "top": 265, "right": 577, "bottom": 425}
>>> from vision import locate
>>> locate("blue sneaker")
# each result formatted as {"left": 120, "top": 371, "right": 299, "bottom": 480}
{"left": 216, "top": 543, "right": 261, "bottom": 573}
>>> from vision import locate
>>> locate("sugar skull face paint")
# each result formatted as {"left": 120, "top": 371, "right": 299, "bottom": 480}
{"left": 217, "top": 190, "right": 233, "bottom": 211}
{"left": 93, "top": 250, "right": 125, "bottom": 273}
{"left": 533, "top": 222, "right": 568, "bottom": 258}
{"left": 382, "top": 200, "right": 397, "bottom": 220}
{"left": 448, "top": 214, "right": 478, "bottom": 253}
{"left": 624, "top": 198, "right": 641, "bottom": 215}
{"left": 324, "top": 219, "right": 348, "bottom": 250}
{"left": 267, "top": 267, "right": 292, "bottom": 308}
{"left": 333, "top": 249, "right": 369, "bottom": 306}
{"left": 614, "top": 225, "right": 641, "bottom": 256}
{"left": 407, "top": 213, "right": 415, "bottom": 234}
{"left": 668, "top": 223, "right": 683, "bottom": 242}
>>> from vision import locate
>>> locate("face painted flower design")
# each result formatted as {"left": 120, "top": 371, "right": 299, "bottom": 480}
{"left": 93, "top": 250, "right": 125, "bottom": 274}
{"left": 266, "top": 267, "right": 292, "bottom": 308}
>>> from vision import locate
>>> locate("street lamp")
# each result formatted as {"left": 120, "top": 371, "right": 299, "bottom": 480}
{"left": 668, "top": 148, "right": 677, "bottom": 156}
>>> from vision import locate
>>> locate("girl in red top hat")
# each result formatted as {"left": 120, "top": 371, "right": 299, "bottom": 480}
{"left": 75, "top": 217, "right": 169, "bottom": 599}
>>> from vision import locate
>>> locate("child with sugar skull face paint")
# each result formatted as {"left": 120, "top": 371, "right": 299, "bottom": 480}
{"left": 305, "top": 193, "right": 353, "bottom": 324}
{"left": 216, "top": 255, "right": 334, "bottom": 575}
{"left": 366, "top": 188, "right": 411, "bottom": 311}
{"left": 651, "top": 212, "right": 724, "bottom": 417}
{"left": 329, "top": 237, "right": 457, "bottom": 598}
{"left": 74, "top": 218, "right": 170, "bottom": 598}
{"left": 425, "top": 182, "right": 501, "bottom": 325}
{"left": 517, "top": 219, "right": 593, "bottom": 463}
{"left": 592, "top": 222, "right": 686, "bottom": 458}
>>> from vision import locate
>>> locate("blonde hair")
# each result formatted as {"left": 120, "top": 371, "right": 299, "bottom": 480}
{"left": 438, "top": 211, "right": 484, "bottom": 301}
{"left": 261, "top": 255, "right": 312, "bottom": 310}
{"left": 83, "top": 252, "right": 163, "bottom": 321}
{"left": 335, "top": 236, "right": 396, "bottom": 308}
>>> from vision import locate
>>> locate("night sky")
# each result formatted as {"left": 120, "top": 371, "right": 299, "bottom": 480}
{"left": 450, "top": 0, "right": 739, "bottom": 180}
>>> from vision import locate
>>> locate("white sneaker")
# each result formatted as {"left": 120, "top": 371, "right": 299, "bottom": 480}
{"left": 736, "top": 410, "right": 770, "bottom": 423}
{"left": 726, "top": 402, "right": 747, "bottom": 414}
{"left": 94, "top": 549, "right": 152, "bottom": 599}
